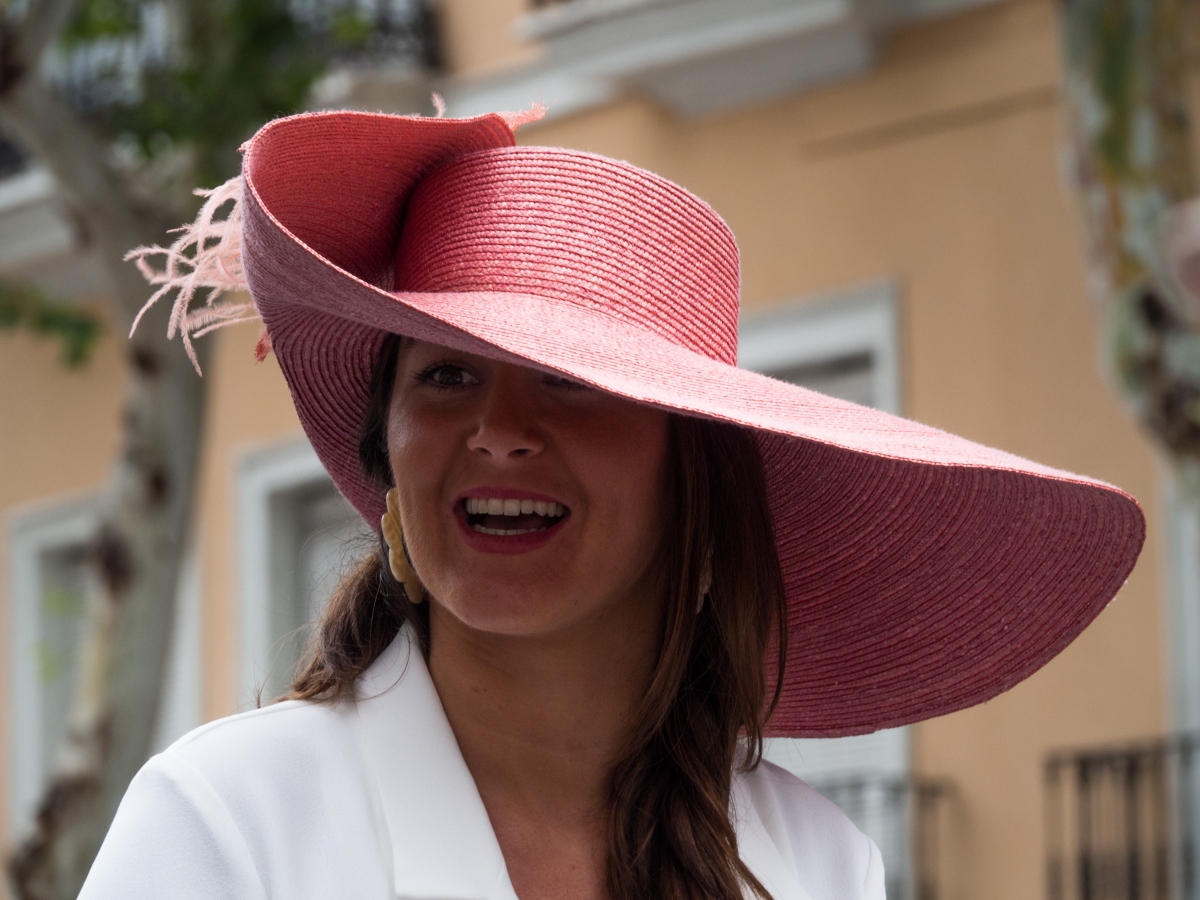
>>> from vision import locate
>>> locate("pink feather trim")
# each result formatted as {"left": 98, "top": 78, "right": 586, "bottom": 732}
{"left": 127, "top": 104, "right": 546, "bottom": 376}
{"left": 500, "top": 101, "right": 547, "bottom": 131}
{"left": 254, "top": 326, "right": 273, "bottom": 362}
{"left": 125, "top": 175, "right": 254, "bottom": 374}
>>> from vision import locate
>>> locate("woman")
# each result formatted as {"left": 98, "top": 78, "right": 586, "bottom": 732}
{"left": 81, "top": 108, "right": 1144, "bottom": 900}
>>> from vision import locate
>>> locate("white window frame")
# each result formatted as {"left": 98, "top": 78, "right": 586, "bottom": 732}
{"left": 235, "top": 438, "right": 336, "bottom": 710}
{"left": 1164, "top": 476, "right": 1200, "bottom": 733}
{"left": 738, "top": 278, "right": 901, "bottom": 415}
{"left": 7, "top": 492, "right": 201, "bottom": 836}
{"left": 739, "top": 280, "right": 910, "bottom": 781}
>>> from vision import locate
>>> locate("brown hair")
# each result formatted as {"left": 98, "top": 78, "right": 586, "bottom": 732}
{"left": 286, "top": 334, "right": 788, "bottom": 900}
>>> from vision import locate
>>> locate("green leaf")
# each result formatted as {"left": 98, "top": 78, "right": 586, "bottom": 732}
{"left": 61, "top": 0, "right": 143, "bottom": 46}
{"left": 63, "top": 0, "right": 437, "bottom": 189}
{"left": 96, "top": 0, "right": 329, "bottom": 188}
{"left": 330, "top": 10, "right": 372, "bottom": 49}
{"left": 42, "top": 587, "right": 86, "bottom": 619}
{"left": 0, "top": 280, "right": 103, "bottom": 368}
{"left": 35, "top": 641, "right": 68, "bottom": 685}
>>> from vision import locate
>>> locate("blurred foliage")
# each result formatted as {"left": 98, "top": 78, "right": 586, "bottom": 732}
{"left": 58, "top": 0, "right": 436, "bottom": 188}
{"left": 36, "top": 641, "right": 68, "bottom": 685}
{"left": 0, "top": 280, "right": 102, "bottom": 367}
{"left": 330, "top": 7, "right": 372, "bottom": 47}
{"left": 1060, "top": 0, "right": 1200, "bottom": 465}
{"left": 73, "top": 0, "right": 326, "bottom": 188}
{"left": 60, "top": 0, "right": 142, "bottom": 45}
{"left": 0, "top": 0, "right": 434, "bottom": 367}
{"left": 42, "top": 586, "right": 86, "bottom": 619}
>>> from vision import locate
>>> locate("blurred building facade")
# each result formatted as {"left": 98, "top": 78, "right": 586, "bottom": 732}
{"left": 3, "top": 0, "right": 1198, "bottom": 897}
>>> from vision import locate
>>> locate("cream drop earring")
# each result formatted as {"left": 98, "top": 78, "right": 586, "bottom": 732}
{"left": 381, "top": 488, "right": 426, "bottom": 604}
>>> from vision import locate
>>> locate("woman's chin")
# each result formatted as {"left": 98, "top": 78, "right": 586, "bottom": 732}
{"left": 431, "top": 592, "right": 597, "bottom": 640}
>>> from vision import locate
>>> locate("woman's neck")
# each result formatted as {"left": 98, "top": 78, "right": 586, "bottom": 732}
{"left": 426, "top": 590, "right": 663, "bottom": 900}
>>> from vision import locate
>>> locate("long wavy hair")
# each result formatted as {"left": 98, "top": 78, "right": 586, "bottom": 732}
{"left": 286, "top": 334, "right": 789, "bottom": 900}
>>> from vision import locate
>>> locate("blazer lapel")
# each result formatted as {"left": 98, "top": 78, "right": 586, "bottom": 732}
{"left": 354, "top": 625, "right": 519, "bottom": 900}
{"left": 732, "top": 767, "right": 817, "bottom": 900}
{"left": 355, "top": 626, "right": 812, "bottom": 900}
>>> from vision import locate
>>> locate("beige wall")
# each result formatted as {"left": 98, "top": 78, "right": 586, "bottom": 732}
{"left": 438, "top": 0, "right": 540, "bottom": 78}
{"left": 193, "top": 320, "right": 303, "bottom": 721}
{"left": 0, "top": 1, "right": 1176, "bottom": 896}
{"left": 0, "top": 321, "right": 126, "bottom": 851}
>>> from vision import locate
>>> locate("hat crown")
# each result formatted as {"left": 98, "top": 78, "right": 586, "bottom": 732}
{"left": 394, "top": 146, "right": 740, "bottom": 364}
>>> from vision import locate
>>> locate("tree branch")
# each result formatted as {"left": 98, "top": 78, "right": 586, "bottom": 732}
{"left": 0, "top": 77, "right": 176, "bottom": 323}
{"left": 0, "top": 0, "right": 85, "bottom": 93}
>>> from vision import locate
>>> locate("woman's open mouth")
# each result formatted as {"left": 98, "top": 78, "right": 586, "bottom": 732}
{"left": 462, "top": 497, "right": 569, "bottom": 536}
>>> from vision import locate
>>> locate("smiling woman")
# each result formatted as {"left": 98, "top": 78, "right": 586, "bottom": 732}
{"left": 79, "top": 107, "right": 1143, "bottom": 900}
{"left": 284, "top": 332, "right": 790, "bottom": 900}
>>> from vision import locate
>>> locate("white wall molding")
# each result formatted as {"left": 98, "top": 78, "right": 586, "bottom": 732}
{"left": 739, "top": 280, "right": 902, "bottom": 415}
{"left": 6, "top": 491, "right": 200, "bottom": 836}
{"left": 442, "top": 0, "right": 1000, "bottom": 121}
{"left": 0, "top": 167, "right": 75, "bottom": 270}
{"left": 234, "top": 437, "right": 330, "bottom": 710}
{"left": 8, "top": 492, "right": 99, "bottom": 835}
{"left": 1164, "top": 474, "right": 1200, "bottom": 733}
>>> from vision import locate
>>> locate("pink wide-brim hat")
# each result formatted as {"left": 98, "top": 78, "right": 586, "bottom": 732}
{"left": 134, "top": 109, "right": 1144, "bottom": 738}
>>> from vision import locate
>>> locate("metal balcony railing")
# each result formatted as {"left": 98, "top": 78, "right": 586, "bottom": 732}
{"left": 813, "top": 774, "right": 955, "bottom": 900}
{"left": 291, "top": 0, "right": 440, "bottom": 68}
{"left": 1045, "top": 734, "right": 1200, "bottom": 900}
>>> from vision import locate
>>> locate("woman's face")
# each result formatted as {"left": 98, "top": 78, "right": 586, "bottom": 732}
{"left": 387, "top": 339, "right": 671, "bottom": 638}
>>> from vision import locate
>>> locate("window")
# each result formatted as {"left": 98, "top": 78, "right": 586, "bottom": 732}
{"left": 740, "top": 281, "right": 914, "bottom": 888}
{"left": 0, "top": 168, "right": 74, "bottom": 271}
{"left": 737, "top": 280, "right": 900, "bottom": 413}
{"left": 1165, "top": 480, "right": 1200, "bottom": 732}
{"left": 7, "top": 493, "right": 201, "bottom": 835}
{"left": 236, "top": 440, "right": 371, "bottom": 707}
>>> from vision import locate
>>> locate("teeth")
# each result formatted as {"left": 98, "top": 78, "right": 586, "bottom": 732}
{"left": 472, "top": 525, "right": 543, "bottom": 536}
{"left": 464, "top": 497, "right": 566, "bottom": 519}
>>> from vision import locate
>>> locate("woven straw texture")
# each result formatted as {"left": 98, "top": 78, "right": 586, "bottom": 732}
{"left": 240, "top": 110, "right": 1144, "bottom": 737}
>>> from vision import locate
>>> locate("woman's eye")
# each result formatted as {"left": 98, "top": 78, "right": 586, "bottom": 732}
{"left": 543, "top": 373, "right": 589, "bottom": 393}
{"left": 415, "top": 362, "right": 478, "bottom": 390}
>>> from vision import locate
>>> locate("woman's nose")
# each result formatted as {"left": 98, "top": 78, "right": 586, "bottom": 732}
{"left": 465, "top": 369, "right": 546, "bottom": 461}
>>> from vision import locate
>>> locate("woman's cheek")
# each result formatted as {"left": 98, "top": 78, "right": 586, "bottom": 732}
{"left": 387, "top": 407, "right": 449, "bottom": 544}
{"left": 579, "top": 408, "right": 670, "bottom": 555}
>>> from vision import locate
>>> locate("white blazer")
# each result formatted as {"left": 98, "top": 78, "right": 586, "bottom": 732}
{"left": 80, "top": 626, "right": 884, "bottom": 900}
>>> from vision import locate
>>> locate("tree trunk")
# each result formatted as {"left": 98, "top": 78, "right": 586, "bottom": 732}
{"left": 1, "top": 33, "right": 211, "bottom": 900}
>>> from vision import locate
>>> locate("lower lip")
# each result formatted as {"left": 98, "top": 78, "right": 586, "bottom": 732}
{"left": 454, "top": 506, "right": 568, "bottom": 555}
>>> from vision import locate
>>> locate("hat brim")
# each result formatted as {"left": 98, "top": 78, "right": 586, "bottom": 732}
{"left": 242, "top": 112, "right": 1144, "bottom": 737}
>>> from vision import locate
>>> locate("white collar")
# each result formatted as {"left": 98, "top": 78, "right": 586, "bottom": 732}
{"left": 353, "top": 625, "right": 811, "bottom": 900}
